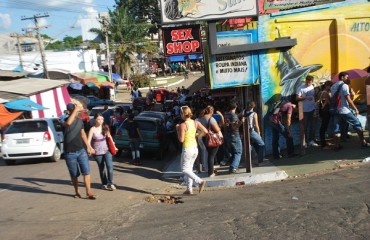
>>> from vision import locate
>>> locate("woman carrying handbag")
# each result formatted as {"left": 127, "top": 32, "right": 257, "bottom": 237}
{"left": 198, "top": 105, "right": 223, "bottom": 177}
{"left": 87, "top": 112, "right": 117, "bottom": 191}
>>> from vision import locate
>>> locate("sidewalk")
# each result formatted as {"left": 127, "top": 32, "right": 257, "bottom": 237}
{"left": 162, "top": 132, "right": 370, "bottom": 188}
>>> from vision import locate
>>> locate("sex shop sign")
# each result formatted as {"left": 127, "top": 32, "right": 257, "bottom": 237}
{"left": 162, "top": 25, "right": 203, "bottom": 57}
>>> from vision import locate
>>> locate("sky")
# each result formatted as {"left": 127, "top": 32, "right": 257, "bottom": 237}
{"left": 0, "top": 0, "right": 116, "bottom": 40}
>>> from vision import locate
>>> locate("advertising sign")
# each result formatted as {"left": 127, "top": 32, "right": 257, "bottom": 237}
{"left": 160, "top": 0, "right": 258, "bottom": 24}
{"left": 162, "top": 25, "right": 203, "bottom": 57}
{"left": 264, "top": 0, "right": 342, "bottom": 10}
{"left": 210, "top": 30, "right": 259, "bottom": 89}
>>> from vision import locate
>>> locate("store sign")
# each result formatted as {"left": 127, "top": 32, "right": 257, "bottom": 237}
{"left": 264, "top": 0, "right": 342, "bottom": 10}
{"left": 162, "top": 25, "right": 203, "bottom": 57}
{"left": 160, "top": 0, "right": 257, "bottom": 24}
{"left": 210, "top": 30, "right": 259, "bottom": 89}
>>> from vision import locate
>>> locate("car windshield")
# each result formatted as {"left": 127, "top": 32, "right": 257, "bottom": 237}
{"left": 137, "top": 121, "right": 157, "bottom": 131}
{"left": 138, "top": 112, "right": 164, "bottom": 119}
{"left": 6, "top": 121, "right": 48, "bottom": 134}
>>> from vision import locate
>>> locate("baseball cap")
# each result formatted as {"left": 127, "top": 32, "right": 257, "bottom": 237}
{"left": 66, "top": 103, "right": 76, "bottom": 112}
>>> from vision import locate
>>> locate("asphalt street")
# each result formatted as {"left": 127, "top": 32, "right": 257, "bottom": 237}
{"left": 78, "top": 164, "right": 370, "bottom": 240}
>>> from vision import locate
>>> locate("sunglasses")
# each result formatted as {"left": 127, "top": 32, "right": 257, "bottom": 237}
{"left": 180, "top": 106, "right": 188, "bottom": 114}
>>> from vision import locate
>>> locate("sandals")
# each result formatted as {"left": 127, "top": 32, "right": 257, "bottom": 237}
{"left": 73, "top": 193, "right": 82, "bottom": 199}
{"left": 87, "top": 195, "right": 97, "bottom": 200}
{"left": 183, "top": 190, "right": 195, "bottom": 196}
{"left": 199, "top": 180, "right": 206, "bottom": 193}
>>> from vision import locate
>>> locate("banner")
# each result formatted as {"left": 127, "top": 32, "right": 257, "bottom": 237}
{"left": 162, "top": 25, "right": 203, "bottom": 57}
{"left": 160, "top": 0, "right": 257, "bottom": 24}
{"left": 209, "top": 30, "right": 259, "bottom": 89}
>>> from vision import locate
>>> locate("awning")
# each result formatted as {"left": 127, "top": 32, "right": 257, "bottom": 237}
{"left": 4, "top": 98, "right": 49, "bottom": 111}
{"left": 96, "top": 71, "right": 124, "bottom": 83}
{"left": 29, "top": 86, "right": 71, "bottom": 118}
{"left": 0, "top": 104, "right": 23, "bottom": 127}
{"left": 168, "top": 54, "right": 203, "bottom": 62}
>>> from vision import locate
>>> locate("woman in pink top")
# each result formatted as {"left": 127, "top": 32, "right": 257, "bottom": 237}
{"left": 87, "top": 112, "right": 117, "bottom": 191}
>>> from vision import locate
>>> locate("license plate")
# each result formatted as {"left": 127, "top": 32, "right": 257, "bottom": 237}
{"left": 17, "top": 139, "right": 30, "bottom": 144}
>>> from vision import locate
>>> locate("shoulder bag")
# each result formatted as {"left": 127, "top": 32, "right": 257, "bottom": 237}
{"left": 206, "top": 117, "right": 223, "bottom": 148}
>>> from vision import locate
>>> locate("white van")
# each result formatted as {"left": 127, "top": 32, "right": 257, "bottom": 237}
{"left": 1, "top": 118, "right": 64, "bottom": 165}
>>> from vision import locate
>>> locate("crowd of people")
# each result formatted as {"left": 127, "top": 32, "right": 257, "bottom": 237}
{"left": 59, "top": 71, "right": 369, "bottom": 199}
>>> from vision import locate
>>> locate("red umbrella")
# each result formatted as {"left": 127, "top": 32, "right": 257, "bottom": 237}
{"left": 332, "top": 69, "right": 368, "bottom": 82}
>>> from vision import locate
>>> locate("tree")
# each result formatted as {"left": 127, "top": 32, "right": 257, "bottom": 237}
{"left": 106, "top": 5, "right": 158, "bottom": 78}
{"left": 115, "top": 0, "right": 161, "bottom": 35}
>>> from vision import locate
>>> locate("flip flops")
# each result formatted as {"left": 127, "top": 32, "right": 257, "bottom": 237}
{"left": 87, "top": 195, "right": 97, "bottom": 200}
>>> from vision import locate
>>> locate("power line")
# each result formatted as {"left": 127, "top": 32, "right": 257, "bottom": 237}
{"left": 22, "top": 13, "right": 50, "bottom": 79}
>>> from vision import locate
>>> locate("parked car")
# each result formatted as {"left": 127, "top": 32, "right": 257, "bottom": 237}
{"left": 89, "top": 105, "right": 117, "bottom": 127}
{"left": 114, "top": 116, "right": 168, "bottom": 160}
{"left": 1, "top": 118, "right": 64, "bottom": 165}
{"left": 152, "top": 88, "right": 178, "bottom": 103}
{"left": 86, "top": 95, "right": 114, "bottom": 109}
{"left": 132, "top": 97, "right": 151, "bottom": 112}
{"left": 137, "top": 111, "right": 167, "bottom": 123}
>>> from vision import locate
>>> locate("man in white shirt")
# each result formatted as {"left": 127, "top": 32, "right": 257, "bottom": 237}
{"left": 296, "top": 75, "right": 318, "bottom": 147}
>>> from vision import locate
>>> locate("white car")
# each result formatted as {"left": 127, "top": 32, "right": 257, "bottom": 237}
{"left": 1, "top": 118, "right": 64, "bottom": 165}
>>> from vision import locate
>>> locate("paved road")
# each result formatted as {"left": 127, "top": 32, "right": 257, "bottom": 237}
{"left": 78, "top": 164, "right": 370, "bottom": 240}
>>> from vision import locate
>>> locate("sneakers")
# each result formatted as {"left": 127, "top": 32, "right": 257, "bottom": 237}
{"left": 361, "top": 142, "right": 370, "bottom": 148}
{"left": 183, "top": 190, "right": 195, "bottom": 195}
{"left": 308, "top": 141, "right": 319, "bottom": 147}
{"left": 101, "top": 185, "right": 109, "bottom": 190}
{"left": 108, "top": 184, "right": 116, "bottom": 191}
{"left": 229, "top": 168, "right": 239, "bottom": 174}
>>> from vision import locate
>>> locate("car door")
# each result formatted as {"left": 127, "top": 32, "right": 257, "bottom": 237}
{"left": 52, "top": 119, "right": 64, "bottom": 153}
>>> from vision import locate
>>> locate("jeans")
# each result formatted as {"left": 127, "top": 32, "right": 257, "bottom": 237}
{"left": 130, "top": 138, "right": 140, "bottom": 160}
{"left": 203, "top": 137, "right": 219, "bottom": 176}
{"left": 181, "top": 147, "right": 202, "bottom": 192}
{"left": 227, "top": 133, "right": 243, "bottom": 171}
{"left": 94, "top": 151, "right": 114, "bottom": 185}
{"left": 198, "top": 136, "right": 208, "bottom": 171}
{"left": 333, "top": 112, "right": 363, "bottom": 134}
{"left": 319, "top": 110, "right": 331, "bottom": 147}
{"left": 250, "top": 130, "right": 265, "bottom": 163}
{"left": 271, "top": 123, "right": 294, "bottom": 158}
{"left": 303, "top": 110, "right": 315, "bottom": 143}
{"left": 64, "top": 149, "right": 90, "bottom": 178}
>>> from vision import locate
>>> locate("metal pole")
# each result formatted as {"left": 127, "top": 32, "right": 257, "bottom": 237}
{"left": 10, "top": 33, "right": 24, "bottom": 70}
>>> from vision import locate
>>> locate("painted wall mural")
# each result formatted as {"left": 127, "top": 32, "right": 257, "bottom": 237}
{"left": 259, "top": 0, "right": 369, "bottom": 115}
{"left": 258, "top": 0, "right": 369, "bottom": 153}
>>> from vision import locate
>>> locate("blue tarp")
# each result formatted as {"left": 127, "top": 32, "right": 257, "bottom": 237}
{"left": 4, "top": 98, "right": 48, "bottom": 111}
{"left": 168, "top": 54, "right": 203, "bottom": 62}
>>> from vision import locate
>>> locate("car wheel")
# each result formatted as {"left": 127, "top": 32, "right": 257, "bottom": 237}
{"left": 4, "top": 160, "right": 16, "bottom": 165}
{"left": 50, "top": 146, "right": 61, "bottom": 162}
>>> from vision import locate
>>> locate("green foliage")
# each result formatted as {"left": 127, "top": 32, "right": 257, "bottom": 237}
{"left": 45, "top": 35, "right": 83, "bottom": 50}
{"left": 130, "top": 73, "right": 151, "bottom": 88}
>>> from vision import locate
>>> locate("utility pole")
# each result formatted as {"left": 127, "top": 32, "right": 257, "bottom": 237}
{"left": 22, "top": 13, "right": 49, "bottom": 79}
{"left": 99, "top": 14, "right": 113, "bottom": 83}
{"left": 10, "top": 33, "right": 24, "bottom": 70}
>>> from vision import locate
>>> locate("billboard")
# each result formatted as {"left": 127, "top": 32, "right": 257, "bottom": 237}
{"left": 209, "top": 30, "right": 259, "bottom": 89}
{"left": 263, "top": 0, "right": 343, "bottom": 10}
{"left": 162, "top": 25, "right": 203, "bottom": 57}
{"left": 160, "top": 0, "right": 258, "bottom": 24}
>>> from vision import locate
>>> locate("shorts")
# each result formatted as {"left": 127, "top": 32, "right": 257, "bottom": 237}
{"left": 64, "top": 149, "right": 90, "bottom": 178}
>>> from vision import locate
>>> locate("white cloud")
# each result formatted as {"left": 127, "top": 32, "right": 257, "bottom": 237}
{"left": 0, "top": 13, "right": 11, "bottom": 29}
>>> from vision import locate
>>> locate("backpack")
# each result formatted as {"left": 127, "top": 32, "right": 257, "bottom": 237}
{"left": 329, "top": 83, "right": 344, "bottom": 115}
{"left": 269, "top": 100, "right": 282, "bottom": 124}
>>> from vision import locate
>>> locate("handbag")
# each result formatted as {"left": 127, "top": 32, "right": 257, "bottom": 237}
{"left": 106, "top": 135, "right": 117, "bottom": 155}
{"left": 206, "top": 118, "right": 223, "bottom": 148}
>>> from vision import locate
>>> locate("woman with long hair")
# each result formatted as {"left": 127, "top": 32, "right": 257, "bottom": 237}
{"left": 198, "top": 105, "right": 223, "bottom": 177}
{"left": 176, "top": 106, "right": 208, "bottom": 195}
{"left": 319, "top": 80, "right": 333, "bottom": 149}
{"left": 87, "top": 112, "right": 116, "bottom": 191}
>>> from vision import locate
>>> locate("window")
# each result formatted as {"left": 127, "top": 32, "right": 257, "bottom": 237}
{"left": 6, "top": 121, "right": 48, "bottom": 134}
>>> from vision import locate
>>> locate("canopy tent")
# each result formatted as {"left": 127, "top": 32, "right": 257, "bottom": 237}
{"left": 168, "top": 54, "right": 203, "bottom": 62}
{"left": 84, "top": 72, "right": 109, "bottom": 83}
{"left": 71, "top": 73, "right": 99, "bottom": 85}
{"left": 4, "top": 98, "right": 48, "bottom": 111}
{"left": 95, "top": 71, "right": 124, "bottom": 83}
{"left": 0, "top": 104, "right": 23, "bottom": 127}
{"left": 29, "top": 86, "right": 71, "bottom": 118}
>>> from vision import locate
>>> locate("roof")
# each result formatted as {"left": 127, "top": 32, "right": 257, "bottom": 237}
{"left": 0, "top": 78, "right": 68, "bottom": 96}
